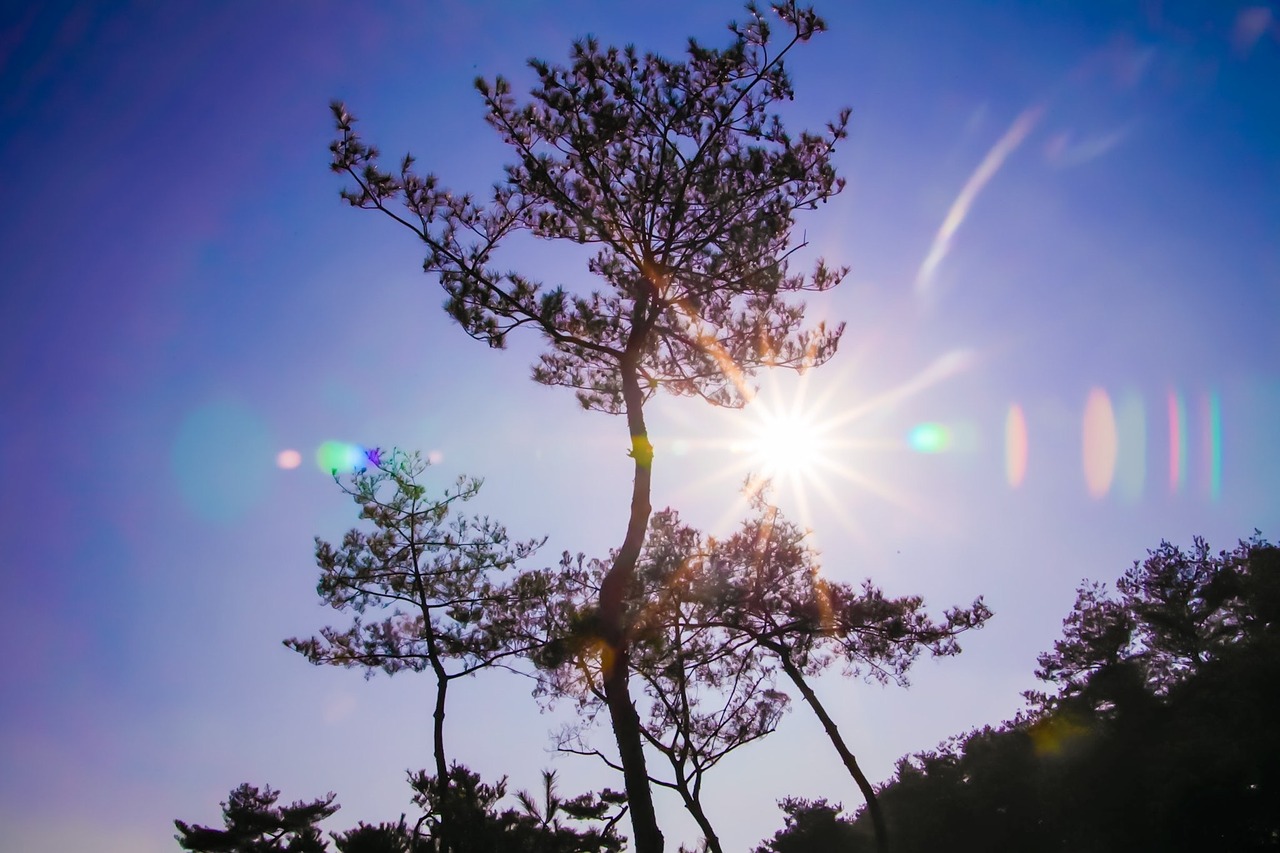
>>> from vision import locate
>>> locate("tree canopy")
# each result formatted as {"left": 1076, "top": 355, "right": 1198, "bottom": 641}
{"left": 765, "top": 534, "right": 1280, "bottom": 853}
{"left": 329, "top": 4, "right": 852, "bottom": 849}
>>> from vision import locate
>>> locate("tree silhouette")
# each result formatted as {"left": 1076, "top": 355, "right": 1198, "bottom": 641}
{"left": 793, "top": 533, "right": 1280, "bottom": 853}
{"left": 695, "top": 495, "right": 989, "bottom": 853}
{"left": 283, "top": 448, "right": 545, "bottom": 848}
{"left": 753, "top": 798, "right": 867, "bottom": 853}
{"left": 178, "top": 773, "right": 624, "bottom": 853}
{"left": 328, "top": 4, "right": 849, "bottom": 847}
{"left": 537, "top": 510, "right": 788, "bottom": 853}
{"left": 175, "top": 783, "right": 337, "bottom": 853}
{"left": 530, "top": 500, "right": 988, "bottom": 852}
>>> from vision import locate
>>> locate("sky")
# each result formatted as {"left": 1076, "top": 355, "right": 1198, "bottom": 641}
{"left": 1, "top": 0, "right": 1277, "bottom": 850}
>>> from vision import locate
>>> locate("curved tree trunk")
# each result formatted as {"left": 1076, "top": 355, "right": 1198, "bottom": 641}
{"left": 597, "top": 360, "right": 664, "bottom": 853}
{"left": 673, "top": 779, "right": 722, "bottom": 853}
{"left": 767, "top": 641, "right": 888, "bottom": 853}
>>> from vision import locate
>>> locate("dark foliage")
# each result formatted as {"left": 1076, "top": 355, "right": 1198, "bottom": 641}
{"left": 534, "top": 500, "right": 988, "bottom": 852}
{"left": 177, "top": 767, "right": 624, "bottom": 853}
{"left": 753, "top": 798, "right": 867, "bottom": 853}
{"left": 175, "top": 783, "right": 337, "bottom": 853}
{"left": 328, "top": 5, "right": 850, "bottom": 847}
{"left": 759, "top": 534, "right": 1280, "bottom": 853}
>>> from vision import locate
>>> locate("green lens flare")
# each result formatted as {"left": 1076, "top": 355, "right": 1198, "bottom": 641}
{"left": 909, "top": 423, "right": 950, "bottom": 454}
{"left": 316, "top": 441, "right": 365, "bottom": 475}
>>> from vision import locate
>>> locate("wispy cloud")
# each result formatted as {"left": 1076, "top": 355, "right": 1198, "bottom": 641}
{"left": 915, "top": 105, "right": 1044, "bottom": 300}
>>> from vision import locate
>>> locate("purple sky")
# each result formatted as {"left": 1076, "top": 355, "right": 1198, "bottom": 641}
{"left": 2, "top": 1, "right": 1277, "bottom": 850}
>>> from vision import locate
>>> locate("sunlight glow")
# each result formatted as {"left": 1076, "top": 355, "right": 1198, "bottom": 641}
{"left": 741, "top": 407, "right": 827, "bottom": 482}
{"left": 688, "top": 349, "right": 978, "bottom": 543}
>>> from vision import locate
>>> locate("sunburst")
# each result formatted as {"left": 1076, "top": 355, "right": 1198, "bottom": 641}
{"left": 659, "top": 347, "right": 977, "bottom": 545}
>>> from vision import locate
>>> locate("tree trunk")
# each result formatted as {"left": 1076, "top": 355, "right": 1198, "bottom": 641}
{"left": 431, "top": 677, "right": 455, "bottom": 852}
{"left": 769, "top": 642, "right": 888, "bottom": 853}
{"left": 417, "top": 578, "right": 453, "bottom": 850}
{"left": 597, "top": 361, "right": 664, "bottom": 853}
{"left": 674, "top": 778, "right": 722, "bottom": 853}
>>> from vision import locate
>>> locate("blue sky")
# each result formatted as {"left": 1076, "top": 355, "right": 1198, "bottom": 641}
{"left": 1, "top": 1, "right": 1277, "bottom": 850}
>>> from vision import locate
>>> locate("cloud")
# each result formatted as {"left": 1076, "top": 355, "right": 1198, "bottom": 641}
{"left": 915, "top": 106, "right": 1044, "bottom": 300}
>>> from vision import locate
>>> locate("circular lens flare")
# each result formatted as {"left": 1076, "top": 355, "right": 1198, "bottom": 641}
{"left": 1005, "top": 403, "right": 1028, "bottom": 488}
{"left": 316, "top": 441, "right": 367, "bottom": 475}
{"left": 1083, "top": 388, "right": 1118, "bottom": 499}
{"left": 908, "top": 423, "right": 950, "bottom": 453}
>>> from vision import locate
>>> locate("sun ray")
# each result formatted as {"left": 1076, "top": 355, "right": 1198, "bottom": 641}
{"left": 667, "top": 342, "right": 980, "bottom": 552}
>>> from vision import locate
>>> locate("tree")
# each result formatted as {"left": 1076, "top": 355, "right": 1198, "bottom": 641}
{"left": 696, "top": 496, "right": 990, "bottom": 853}
{"left": 175, "top": 783, "right": 337, "bottom": 853}
{"left": 1032, "top": 533, "right": 1278, "bottom": 712}
{"left": 329, "top": 4, "right": 849, "bottom": 847}
{"left": 753, "top": 798, "right": 867, "bottom": 853}
{"left": 532, "top": 500, "right": 989, "bottom": 853}
{"left": 178, "top": 773, "right": 625, "bottom": 853}
{"left": 284, "top": 448, "right": 545, "bottom": 848}
{"left": 407, "top": 764, "right": 627, "bottom": 853}
{"left": 538, "top": 510, "right": 789, "bottom": 853}
{"left": 809, "top": 533, "right": 1280, "bottom": 853}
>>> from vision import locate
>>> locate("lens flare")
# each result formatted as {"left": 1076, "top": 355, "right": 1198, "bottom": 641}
{"left": 1114, "top": 390, "right": 1145, "bottom": 504}
{"left": 908, "top": 423, "right": 950, "bottom": 454}
{"left": 316, "top": 441, "right": 367, "bottom": 475}
{"left": 1204, "top": 391, "right": 1222, "bottom": 502}
{"left": 1005, "top": 403, "right": 1028, "bottom": 488}
{"left": 1082, "top": 387, "right": 1118, "bottom": 499}
{"left": 276, "top": 449, "right": 302, "bottom": 470}
{"left": 171, "top": 401, "right": 273, "bottom": 523}
{"left": 1168, "top": 390, "right": 1187, "bottom": 493}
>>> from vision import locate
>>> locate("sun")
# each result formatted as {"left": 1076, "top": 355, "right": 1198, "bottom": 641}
{"left": 743, "top": 406, "right": 828, "bottom": 483}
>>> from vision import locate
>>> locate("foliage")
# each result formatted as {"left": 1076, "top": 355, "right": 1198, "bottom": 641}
{"left": 177, "top": 769, "right": 625, "bottom": 853}
{"left": 784, "top": 534, "right": 1280, "bottom": 853}
{"left": 1032, "top": 533, "right": 1280, "bottom": 710}
{"left": 538, "top": 510, "right": 789, "bottom": 853}
{"left": 329, "top": 4, "right": 853, "bottom": 848}
{"left": 285, "top": 448, "right": 543, "bottom": 683}
{"left": 753, "top": 798, "right": 866, "bottom": 853}
{"left": 284, "top": 448, "right": 545, "bottom": 784}
{"left": 408, "top": 765, "right": 626, "bottom": 853}
{"left": 328, "top": 2, "right": 847, "bottom": 411}
{"left": 533, "top": 500, "right": 988, "bottom": 852}
{"left": 175, "top": 783, "right": 337, "bottom": 853}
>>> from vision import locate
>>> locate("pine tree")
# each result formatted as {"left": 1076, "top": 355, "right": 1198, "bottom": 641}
{"left": 329, "top": 5, "right": 849, "bottom": 849}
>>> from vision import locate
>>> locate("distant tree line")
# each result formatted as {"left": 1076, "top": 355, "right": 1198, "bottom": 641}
{"left": 754, "top": 534, "right": 1280, "bottom": 853}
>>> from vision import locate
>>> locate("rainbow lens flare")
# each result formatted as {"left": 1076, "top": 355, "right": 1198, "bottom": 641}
{"left": 1168, "top": 390, "right": 1188, "bottom": 494}
{"left": 1114, "top": 390, "right": 1146, "bottom": 504}
{"left": 1082, "top": 387, "right": 1118, "bottom": 499}
{"left": 316, "top": 441, "right": 368, "bottom": 475}
{"left": 1204, "top": 391, "right": 1222, "bottom": 502}
{"left": 1005, "top": 403, "right": 1028, "bottom": 488}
